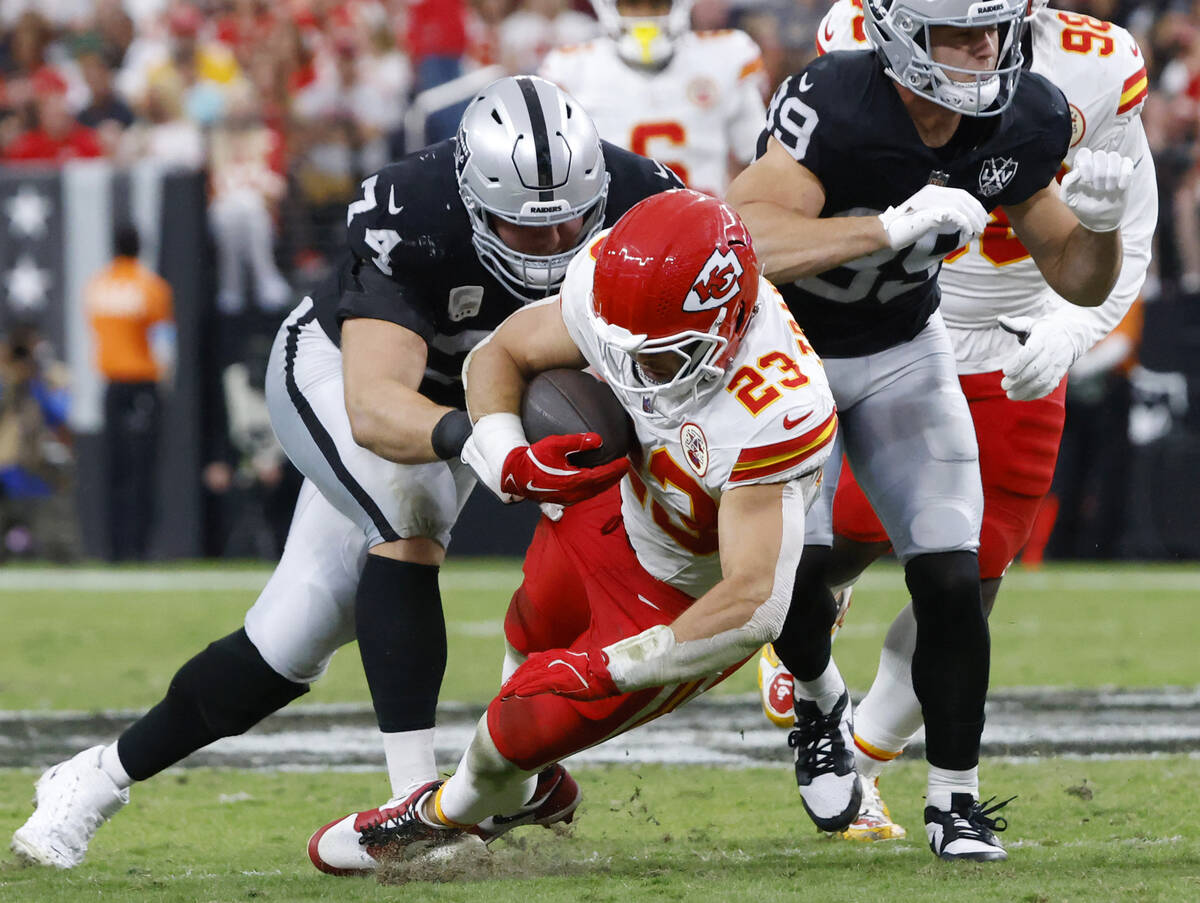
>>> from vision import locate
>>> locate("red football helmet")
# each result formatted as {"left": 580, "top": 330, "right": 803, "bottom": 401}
{"left": 588, "top": 189, "right": 760, "bottom": 421}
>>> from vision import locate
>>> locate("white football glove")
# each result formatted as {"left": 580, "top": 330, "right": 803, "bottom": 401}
{"left": 997, "top": 314, "right": 1082, "bottom": 401}
{"left": 877, "top": 185, "right": 988, "bottom": 250}
{"left": 459, "top": 412, "right": 525, "bottom": 503}
{"left": 1060, "top": 147, "right": 1134, "bottom": 233}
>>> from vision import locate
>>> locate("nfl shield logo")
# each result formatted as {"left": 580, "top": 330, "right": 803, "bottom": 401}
{"left": 978, "top": 156, "right": 1019, "bottom": 198}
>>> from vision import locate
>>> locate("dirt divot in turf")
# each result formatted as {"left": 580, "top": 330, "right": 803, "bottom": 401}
{"left": 376, "top": 823, "right": 589, "bottom": 885}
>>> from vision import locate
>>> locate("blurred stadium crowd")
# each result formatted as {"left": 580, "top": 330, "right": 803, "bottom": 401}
{"left": 0, "top": 0, "right": 1197, "bottom": 562}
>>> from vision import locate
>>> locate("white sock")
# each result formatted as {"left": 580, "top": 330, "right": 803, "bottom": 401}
{"left": 793, "top": 659, "right": 846, "bottom": 715}
{"left": 853, "top": 603, "right": 923, "bottom": 775}
{"left": 436, "top": 717, "right": 536, "bottom": 826}
{"left": 99, "top": 742, "right": 133, "bottom": 790}
{"left": 382, "top": 729, "right": 438, "bottom": 800}
{"left": 926, "top": 765, "right": 978, "bottom": 811}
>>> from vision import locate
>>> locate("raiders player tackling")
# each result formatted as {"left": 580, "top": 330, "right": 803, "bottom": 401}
{"left": 726, "top": 0, "right": 1135, "bottom": 861}
{"left": 309, "top": 190, "right": 841, "bottom": 868}
{"left": 11, "top": 77, "right": 682, "bottom": 872}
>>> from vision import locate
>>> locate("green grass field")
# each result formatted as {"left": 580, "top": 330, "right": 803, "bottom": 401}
{"left": 1, "top": 561, "right": 1197, "bottom": 712}
{"left": 2, "top": 760, "right": 1198, "bottom": 902}
{"left": 1, "top": 560, "right": 1198, "bottom": 900}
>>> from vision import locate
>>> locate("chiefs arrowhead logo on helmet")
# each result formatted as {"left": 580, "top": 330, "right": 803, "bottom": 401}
{"left": 683, "top": 249, "right": 745, "bottom": 312}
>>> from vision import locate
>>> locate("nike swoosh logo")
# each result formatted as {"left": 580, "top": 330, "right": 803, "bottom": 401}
{"left": 525, "top": 481, "right": 556, "bottom": 493}
{"left": 822, "top": 20, "right": 834, "bottom": 44}
{"left": 549, "top": 658, "right": 588, "bottom": 690}
{"left": 783, "top": 411, "right": 812, "bottom": 430}
{"left": 798, "top": 73, "right": 814, "bottom": 93}
{"left": 388, "top": 186, "right": 403, "bottom": 215}
{"left": 637, "top": 594, "right": 661, "bottom": 611}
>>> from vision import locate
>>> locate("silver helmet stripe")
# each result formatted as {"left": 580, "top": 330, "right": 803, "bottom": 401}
{"left": 515, "top": 76, "right": 556, "bottom": 201}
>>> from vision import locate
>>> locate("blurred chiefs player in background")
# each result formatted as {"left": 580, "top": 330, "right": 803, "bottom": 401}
{"left": 540, "top": 1, "right": 768, "bottom": 197}
{"left": 759, "top": 0, "right": 1157, "bottom": 842}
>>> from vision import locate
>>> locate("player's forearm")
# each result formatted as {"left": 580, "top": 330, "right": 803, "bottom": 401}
{"left": 669, "top": 575, "right": 775, "bottom": 644}
{"left": 344, "top": 380, "right": 453, "bottom": 464}
{"left": 734, "top": 201, "right": 889, "bottom": 282}
{"left": 605, "top": 481, "right": 807, "bottom": 692}
{"left": 1041, "top": 226, "right": 1122, "bottom": 308}
{"left": 462, "top": 333, "right": 528, "bottom": 421}
{"left": 602, "top": 576, "right": 783, "bottom": 691}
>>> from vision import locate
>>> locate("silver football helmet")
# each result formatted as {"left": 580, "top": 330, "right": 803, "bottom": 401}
{"left": 455, "top": 76, "right": 610, "bottom": 301}
{"left": 863, "top": 0, "right": 1027, "bottom": 116}
{"left": 591, "top": 0, "right": 694, "bottom": 69}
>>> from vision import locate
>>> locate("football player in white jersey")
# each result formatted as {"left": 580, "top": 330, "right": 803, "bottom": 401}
{"left": 313, "top": 190, "right": 845, "bottom": 865}
{"left": 759, "top": 0, "right": 1157, "bottom": 842}
{"left": 539, "top": 1, "right": 768, "bottom": 197}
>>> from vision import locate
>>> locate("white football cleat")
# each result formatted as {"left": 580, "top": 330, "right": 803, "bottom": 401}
{"left": 308, "top": 781, "right": 484, "bottom": 876}
{"left": 839, "top": 775, "right": 907, "bottom": 841}
{"left": 789, "top": 691, "right": 861, "bottom": 833}
{"left": 925, "top": 793, "right": 1012, "bottom": 861}
{"left": 11, "top": 746, "right": 130, "bottom": 869}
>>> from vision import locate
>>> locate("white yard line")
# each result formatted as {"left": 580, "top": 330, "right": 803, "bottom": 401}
{"left": 1, "top": 564, "right": 1196, "bottom": 594}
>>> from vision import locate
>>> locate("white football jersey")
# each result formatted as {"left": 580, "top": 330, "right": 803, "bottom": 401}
{"left": 558, "top": 238, "right": 837, "bottom": 597}
{"left": 540, "top": 30, "right": 768, "bottom": 198}
{"left": 816, "top": 2, "right": 1157, "bottom": 372}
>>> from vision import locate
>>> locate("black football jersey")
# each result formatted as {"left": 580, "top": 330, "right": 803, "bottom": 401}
{"left": 758, "top": 50, "right": 1071, "bottom": 358}
{"left": 306, "top": 139, "right": 682, "bottom": 408}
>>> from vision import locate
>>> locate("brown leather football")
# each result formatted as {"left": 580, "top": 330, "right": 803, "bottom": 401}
{"left": 521, "top": 369, "right": 635, "bottom": 467}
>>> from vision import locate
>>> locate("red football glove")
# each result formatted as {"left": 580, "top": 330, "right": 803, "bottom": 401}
{"left": 500, "top": 648, "right": 619, "bottom": 701}
{"left": 499, "top": 433, "right": 627, "bottom": 506}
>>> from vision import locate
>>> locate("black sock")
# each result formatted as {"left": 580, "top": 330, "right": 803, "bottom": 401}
{"left": 772, "top": 545, "right": 837, "bottom": 682}
{"left": 906, "top": 550, "right": 989, "bottom": 770}
{"left": 117, "top": 628, "right": 308, "bottom": 781}
{"left": 355, "top": 555, "right": 446, "bottom": 733}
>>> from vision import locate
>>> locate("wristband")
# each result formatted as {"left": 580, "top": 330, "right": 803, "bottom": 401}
{"left": 431, "top": 409, "right": 472, "bottom": 460}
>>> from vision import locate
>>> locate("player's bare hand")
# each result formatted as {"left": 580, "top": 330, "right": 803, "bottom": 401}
{"left": 877, "top": 185, "right": 987, "bottom": 250}
{"left": 500, "top": 647, "right": 618, "bottom": 700}
{"left": 500, "top": 433, "right": 628, "bottom": 506}
{"left": 998, "top": 314, "right": 1079, "bottom": 401}
{"left": 1061, "top": 147, "right": 1133, "bottom": 233}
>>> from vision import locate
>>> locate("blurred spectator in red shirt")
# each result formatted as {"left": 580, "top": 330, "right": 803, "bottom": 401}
{"left": 408, "top": 0, "right": 467, "bottom": 91}
{"left": 4, "top": 84, "right": 104, "bottom": 163}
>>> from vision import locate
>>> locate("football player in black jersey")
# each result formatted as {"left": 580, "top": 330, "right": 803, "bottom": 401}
{"left": 726, "top": 0, "right": 1134, "bottom": 861}
{"left": 11, "top": 76, "right": 682, "bottom": 873}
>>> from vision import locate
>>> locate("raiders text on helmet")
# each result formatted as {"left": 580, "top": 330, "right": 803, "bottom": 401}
{"left": 456, "top": 76, "right": 610, "bottom": 301}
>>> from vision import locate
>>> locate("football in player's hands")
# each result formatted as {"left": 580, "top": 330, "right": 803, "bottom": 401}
{"left": 500, "top": 434, "right": 627, "bottom": 506}
{"left": 878, "top": 185, "right": 988, "bottom": 250}
{"left": 521, "top": 369, "right": 634, "bottom": 466}
{"left": 1061, "top": 147, "right": 1134, "bottom": 233}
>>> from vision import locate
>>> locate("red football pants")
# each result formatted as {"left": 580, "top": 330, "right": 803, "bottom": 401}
{"left": 488, "top": 486, "right": 741, "bottom": 771}
{"left": 834, "top": 371, "right": 1066, "bottom": 579}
